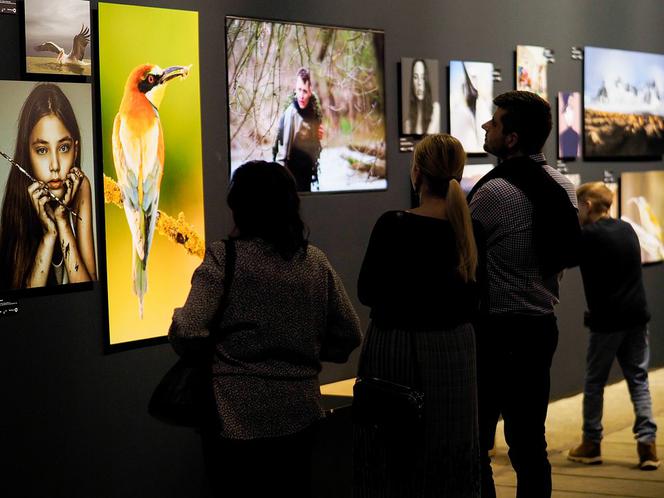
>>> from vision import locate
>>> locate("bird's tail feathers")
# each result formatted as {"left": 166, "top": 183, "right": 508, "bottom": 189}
{"left": 132, "top": 248, "right": 148, "bottom": 319}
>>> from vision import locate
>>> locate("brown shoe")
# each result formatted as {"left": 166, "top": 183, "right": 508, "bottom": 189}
{"left": 568, "top": 438, "right": 602, "bottom": 464}
{"left": 637, "top": 441, "right": 661, "bottom": 470}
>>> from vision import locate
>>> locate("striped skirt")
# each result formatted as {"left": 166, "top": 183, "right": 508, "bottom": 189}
{"left": 353, "top": 321, "right": 480, "bottom": 498}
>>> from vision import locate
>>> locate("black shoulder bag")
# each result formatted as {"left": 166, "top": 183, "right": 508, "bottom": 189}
{"left": 352, "top": 331, "right": 424, "bottom": 428}
{"left": 148, "top": 239, "right": 236, "bottom": 428}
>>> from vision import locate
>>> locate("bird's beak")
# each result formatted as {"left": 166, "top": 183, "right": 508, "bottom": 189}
{"left": 159, "top": 65, "right": 191, "bottom": 85}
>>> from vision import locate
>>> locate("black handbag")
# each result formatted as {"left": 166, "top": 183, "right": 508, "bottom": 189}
{"left": 148, "top": 239, "right": 236, "bottom": 428}
{"left": 352, "top": 330, "right": 424, "bottom": 427}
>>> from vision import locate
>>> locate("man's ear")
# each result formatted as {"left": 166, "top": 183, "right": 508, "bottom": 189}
{"left": 505, "top": 131, "right": 519, "bottom": 150}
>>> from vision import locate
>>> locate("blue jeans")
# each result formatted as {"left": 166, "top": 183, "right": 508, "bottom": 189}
{"left": 583, "top": 326, "right": 657, "bottom": 444}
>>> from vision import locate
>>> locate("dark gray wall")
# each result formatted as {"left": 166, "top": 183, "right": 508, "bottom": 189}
{"left": 2, "top": 1, "right": 663, "bottom": 496}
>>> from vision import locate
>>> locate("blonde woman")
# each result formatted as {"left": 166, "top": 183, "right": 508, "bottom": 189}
{"left": 354, "top": 134, "right": 480, "bottom": 497}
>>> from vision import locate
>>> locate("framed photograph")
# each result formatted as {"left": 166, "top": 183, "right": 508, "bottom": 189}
{"left": 449, "top": 61, "right": 493, "bottom": 154}
{"left": 401, "top": 58, "right": 441, "bottom": 137}
{"left": 226, "top": 17, "right": 387, "bottom": 193}
{"left": 584, "top": 46, "right": 664, "bottom": 159}
{"left": 23, "top": 0, "right": 91, "bottom": 78}
{"left": 0, "top": 81, "right": 97, "bottom": 294}
{"left": 98, "top": 3, "right": 205, "bottom": 348}
{"left": 620, "top": 170, "right": 664, "bottom": 264}
{"left": 558, "top": 92, "right": 581, "bottom": 159}
{"left": 1, "top": 1, "right": 16, "bottom": 15}
{"left": 461, "top": 163, "right": 493, "bottom": 195}
{"left": 516, "top": 45, "right": 548, "bottom": 101}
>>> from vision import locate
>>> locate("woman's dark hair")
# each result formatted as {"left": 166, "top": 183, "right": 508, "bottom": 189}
{"left": 0, "top": 83, "right": 82, "bottom": 289}
{"left": 409, "top": 58, "right": 433, "bottom": 134}
{"left": 227, "top": 161, "right": 308, "bottom": 260}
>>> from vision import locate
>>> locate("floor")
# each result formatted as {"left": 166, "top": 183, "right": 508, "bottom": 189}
{"left": 318, "top": 370, "right": 664, "bottom": 497}
{"left": 492, "top": 369, "right": 664, "bottom": 498}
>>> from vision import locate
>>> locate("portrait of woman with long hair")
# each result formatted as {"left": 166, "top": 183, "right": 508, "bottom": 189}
{"left": 402, "top": 58, "right": 441, "bottom": 136}
{"left": 0, "top": 82, "right": 96, "bottom": 290}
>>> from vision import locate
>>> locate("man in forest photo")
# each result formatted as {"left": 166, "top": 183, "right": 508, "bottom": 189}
{"left": 274, "top": 67, "right": 324, "bottom": 192}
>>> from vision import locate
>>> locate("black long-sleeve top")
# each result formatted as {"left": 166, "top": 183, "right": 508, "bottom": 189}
{"left": 579, "top": 217, "right": 650, "bottom": 332}
{"left": 358, "top": 210, "right": 479, "bottom": 330}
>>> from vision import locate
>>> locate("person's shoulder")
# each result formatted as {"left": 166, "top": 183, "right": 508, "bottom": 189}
{"left": 584, "top": 217, "right": 620, "bottom": 231}
{"left": 375, "top": 210, "right": 408, "bottom": 228}
{"left": 200, "top": 240, "right": 231, "bottom": 269}
{"left": 582, "top": 218, "right": 623, "bottom": 241}
{"left": 473, "top": 178, "right": 521, "bottom": 203}
{"left": 543, "top": 165, "right": 575, "bottom": 189}
{"left": 207, "top": 238, "right": 251, "bottom": 257}
{"left": 379, "top": 209, "right": 407, "bottom": 220}
{"left": 478, "top": 177, "right": 516, "bottom": 191}
{"left": 581, "top": 221, "right": 603, "bottom": 239}
{"left": 613, "top": 218, "right": 640, "bottom": 239}
{"left": 283, "top": 100, "right": 297, "bottom": 115}
{"left": 613, "top": 217, "right": 633, "bottom": 229}
{"left": 207, "top": 240, "right": 226, "bottom": 255}
{"left": 305, "top": 243, "right": 326, "bottom": 261}
{"left": 304, "top": 244, "right": 336, "bottom": 273}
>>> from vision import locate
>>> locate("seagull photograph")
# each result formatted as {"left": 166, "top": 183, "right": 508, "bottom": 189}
{"left": 24, "top": 0, "right": 91, "bottom": 76}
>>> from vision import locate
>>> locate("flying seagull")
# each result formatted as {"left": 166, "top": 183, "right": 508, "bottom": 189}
{"left": 34, "top": 25, "right": 90, "bottom": 66}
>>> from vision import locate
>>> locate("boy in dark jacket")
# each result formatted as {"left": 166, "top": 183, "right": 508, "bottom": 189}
{"left": 568, "top": 182, "right": 659, "bottom": 471}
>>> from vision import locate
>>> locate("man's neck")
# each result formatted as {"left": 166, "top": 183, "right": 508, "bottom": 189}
{"left": 503, "top": 150, "right": 527, "bottom": 160}
{"left": 498, "top": 151, "right": 545, "bottom": 163}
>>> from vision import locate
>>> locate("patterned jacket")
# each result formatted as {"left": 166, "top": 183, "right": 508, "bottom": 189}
{"left": 169, "top": 239, "right": 361, "bottom": 439}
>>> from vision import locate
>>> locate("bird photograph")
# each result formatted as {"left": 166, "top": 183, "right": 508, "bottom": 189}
{"left": 112, "top": 64, "right": 191, "bottom": 319}
{"left": 98, "top": 2, "right": 205, "bottom": 346}
{"left": 24, "top": 0, "right": 92, "bottom": 76}
{"left": 35, "top": 26, "right": 90, "bottom": 74}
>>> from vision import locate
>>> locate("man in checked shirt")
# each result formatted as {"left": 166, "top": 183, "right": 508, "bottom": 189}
{"left": 467, "top": 91, "right": 580, "bottom": 498}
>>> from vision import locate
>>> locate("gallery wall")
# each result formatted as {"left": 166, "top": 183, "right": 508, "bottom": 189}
{"left": 2, "top": 0, "right": 664, "bottom": 496}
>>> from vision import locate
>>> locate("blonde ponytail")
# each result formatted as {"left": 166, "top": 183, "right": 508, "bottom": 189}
{"left": 446, "top": 178, "right": 477, "bottom": 282}
{"left": 413, "top": 134, "right": 478, "bottom": 282}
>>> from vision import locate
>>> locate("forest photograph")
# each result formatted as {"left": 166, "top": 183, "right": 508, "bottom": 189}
{"left": 226, "top": 17, "right": 387, "bottom": 193}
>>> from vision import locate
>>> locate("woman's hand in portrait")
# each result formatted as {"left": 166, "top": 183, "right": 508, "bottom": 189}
{"left": 53, "top": 166, "right": 93, "bottom": 283}
{"left": 53, "top": 166, "right": 83, "bottom": 227}
{"left": 27, "top": 181, "right": 58, "bottom": 240}
{"left": 26, "top": 181, "right": 58, "bottom": 287}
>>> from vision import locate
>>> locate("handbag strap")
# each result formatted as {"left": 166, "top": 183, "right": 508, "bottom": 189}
{"left": 358, "top": 328, "right": 422, "bottom": 390}
{"left": 209, "top": 239, "right": 236, "bottom": 338}
{"left": 410, "top": 331, "right": 422, "bottom": 390}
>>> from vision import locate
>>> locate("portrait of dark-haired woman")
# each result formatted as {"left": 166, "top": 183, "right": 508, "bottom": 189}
{"left": 402, "top": 58, "right": 441, "bottom": 136}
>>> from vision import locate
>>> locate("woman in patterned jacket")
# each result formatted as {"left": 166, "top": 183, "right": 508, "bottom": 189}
{"left": 169, "top": 160, "right": 361, "bottom": 497}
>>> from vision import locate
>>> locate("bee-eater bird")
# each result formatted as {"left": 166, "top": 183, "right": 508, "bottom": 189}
{"left": 112, "top": 64, "right": 190, "bottom": 318}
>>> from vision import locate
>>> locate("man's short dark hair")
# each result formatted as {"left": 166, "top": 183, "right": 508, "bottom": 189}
{"left": 494, "top": 91, "right": 552, "bottom": 154}
{"left": 296, "top": 67, "right": 311, "bottom": 86}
